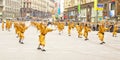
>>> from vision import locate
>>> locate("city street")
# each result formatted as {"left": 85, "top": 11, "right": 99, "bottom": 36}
{"left": 0, "top": 22, "right": 120, "bottom": 60}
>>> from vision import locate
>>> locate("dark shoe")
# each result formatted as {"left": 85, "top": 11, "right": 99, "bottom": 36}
{"left": 41, "top": 49, "right": 46, "bottom": 51}
{"left": 85, "top": 39, "right": 88, "bottom": 41}
{"left": 100, "top": 42, "right": 103, "bottom": 44}
{"left": 20, "top": 42, "right": 24, "bottom": 44}
{"left": 59, "top": 33, "right": 61, "bottom": 35}
{"left": 19, "top": 40, "right": 21, "bottom": 43}
{"left": 103, "top": 42, "right": 106, "bottom": 44}
{"left": 100, "top": 42, "right": 105, "bottom": 44}
{"left": 79, "top": 37, "right": 82, "bottom": 38}
{"left": 37, "top": 47, "right": 41, "bottom": 50}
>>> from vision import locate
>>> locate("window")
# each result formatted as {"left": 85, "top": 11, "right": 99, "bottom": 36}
{"left": 111, "top": 2, "right": 115, "bottom": 10}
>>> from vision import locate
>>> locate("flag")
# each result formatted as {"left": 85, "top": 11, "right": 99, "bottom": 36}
{"left": 94, "top": 0, "right": 98, "bottom": 10}
{"left": 57, "top": 2, "right": 61, "bottom": 15}
{"left": 57, "top": 7, "right": 61, "bottom": 15}
{"left": 78, "top": 4, "right": 81, "bottom": 12}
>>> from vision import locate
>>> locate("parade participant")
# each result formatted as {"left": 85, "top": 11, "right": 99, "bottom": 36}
{"left": 78, "top": 23, "right": 83, "bottom": 38}
{"left": 112, "top": 23, "right": 118, "bottom": 37}
{"left": 6, "top": 20, "right": 12, "bottom": 31}
{"left": 9, "top": 20, "right": 12, "bottom": 29}
{"left": 37, "top": 22, "right": 53, "bottom": 51}
{"left": 5, "top": 20, "right": 9, "bottom": 31}
{"left": 57, "top": 21, "right": 64, "bottom": 35}
{"left": 2, "top": 20, "right": 4, "bottom": 31}
{"left": 36, "top": 22, "right": 43, "bottom": 31}
{"left": 83, "top": 23, "right": 91, "bottom": 40}
{"left": 18, "top": 22, "right": 28, "bottom": 44}
{"left": 14, "top": 21, "right": 19, "bottom": 38}
{"left": 68, "top": 21, "right": 74, "bottom": 36}
{"left": 76, "top": 23, "right": 80, "bottom": 37}
{"left": 98, "top": 21, "right": 111, "bottom": 44}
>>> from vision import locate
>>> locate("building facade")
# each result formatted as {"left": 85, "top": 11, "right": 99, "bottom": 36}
{"left": 64, "top": 0, "right": 80, "bottom": 21}
{"left": 98, "top": 0, "right": 120, "bottom": 21}
{"left": 64, "top": 0, "right": 120, "bottom": 22}
{"left": 21, "top": 0, "right": 55, "bottom": 19}
{"left": 64, "top": 0, "right": 95, "bottom": 22}
{"left": 0, "top": 0, "right": 21, "bottom": 19}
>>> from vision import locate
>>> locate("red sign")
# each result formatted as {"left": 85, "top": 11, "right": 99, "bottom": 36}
{"left": 64, "top": 15, "right": 67, "bottom": 19}
{"left": 112, "top": 0, "right": 115, "bottom": 2}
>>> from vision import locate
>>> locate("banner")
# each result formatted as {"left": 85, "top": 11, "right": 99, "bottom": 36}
{"left": 97, "top": 4, "right": 103, "bottom": 11}
{"left": 57, "top": 8, "right": 61, "bottom": 15}
{"left": 94, "top": 0, "right": 98, "bottom": 10}
{"left": 78, "top": 4, "right": 81, "bottom": 12}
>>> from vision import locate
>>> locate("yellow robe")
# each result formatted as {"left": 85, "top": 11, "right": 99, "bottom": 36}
{"left": 19, "top": 23, "right": 28, "bottom": 40}
{"left": 6, "top": 20, "right": 9, "bottom": 30}
{"left": 112, "top": 25, "right": 118, "bottom": 37}
{"left": 68, "top": 22, "right": 74, "bottom": 35}
{"left": 2, "top": 21, "right": 4, "bottom": 31}
{"left": 76, "top": 25, "right": 79, "bottom": 32}
{"left": 76, "top": 25, "right": 81, "bottom": 37}
{"left": 39, "top": 25, "right": 53, "bottom": 46}
{"left": 78, "top": 25, "right": 83, "bottom": 37}
{"left": 98, "top": 25, "right": 108, "bottom": 41}
{"left": 14, "top": 22, "right": 18, "bottom": 34}
{"left": 84, "top": 26, "right": 91, "bottom": 39}
{"left": 57, "top": 22, "right": 64, "bottom": 32}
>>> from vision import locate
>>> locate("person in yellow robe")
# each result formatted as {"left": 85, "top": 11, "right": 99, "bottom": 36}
{"left": 5, "top": 20, "right": 12, "bottom": 31}
{"left": 112, "top": 23, "right": 118, "bottom": 37}
{"left": 84, "top": 23, "right": 91, "bottom": 41}
{"left": 14, "top": 21, "right": 19, "bottom": 38}
{"left": 98, "top": 23, "right": 111, "bottom": 44}
{"left": 2, "top": 20, "right": 4, "bottom": 31}
{"left": 57, "top": 21, "right": 64, "bottom": 35}
{"left": 9, "top": 20, "right": 12, "bottom": 29}
{"left": 78, "top": 23, "right": 83, "bottom": 38}
{"left": 5, "top": 20, "right": 9, "bottom": 31}
{"left": 37, "top": 23, "right": 53, "bottom": 51}
{"left": 76, "top": 23, "right": 80, "bottom": 37}
{"left": 18, "top": 22, "right": 28, "bottom": 44}
{"left": 68, "top": 21, "right": 74, "bottom": 36}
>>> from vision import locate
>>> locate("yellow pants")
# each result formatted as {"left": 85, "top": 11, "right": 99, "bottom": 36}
{"left": 113, "top": 32, "right": 117, "bottom": 36}
{"left": 2, "top": 26, "right": 4, "bottom": 31}
{"left": 17, "top": 31, "right": 20, "bottom": 37}
{"left": 98, "top": 33, "right": 104, "bottom": 41}
{"left": 15, "top": 29, "right": 17, "bottom": 34}
{"left": 78, "top": 32, "right": 82, "bottom": 37}
{"left": 58, "top": 28, "right": 62, "bottom": 32}
{"left": 68, "top": 29, "right": 71, "bottom": 35}
{"left": 84, "top": 32, "right": 88, "bottom": 39}
{"left": 19, "top": 32, "right": 24, "bottom": 40}
{"left": 6, "top": 25, "right": 8, "bottom": 30}
{"left": 39, "top": 34, "right": 45, "bottom": 46}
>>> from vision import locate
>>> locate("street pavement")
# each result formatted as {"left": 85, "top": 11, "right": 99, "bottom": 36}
{"left": 0, "top": 22, "right": 120, "bottom": 60}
